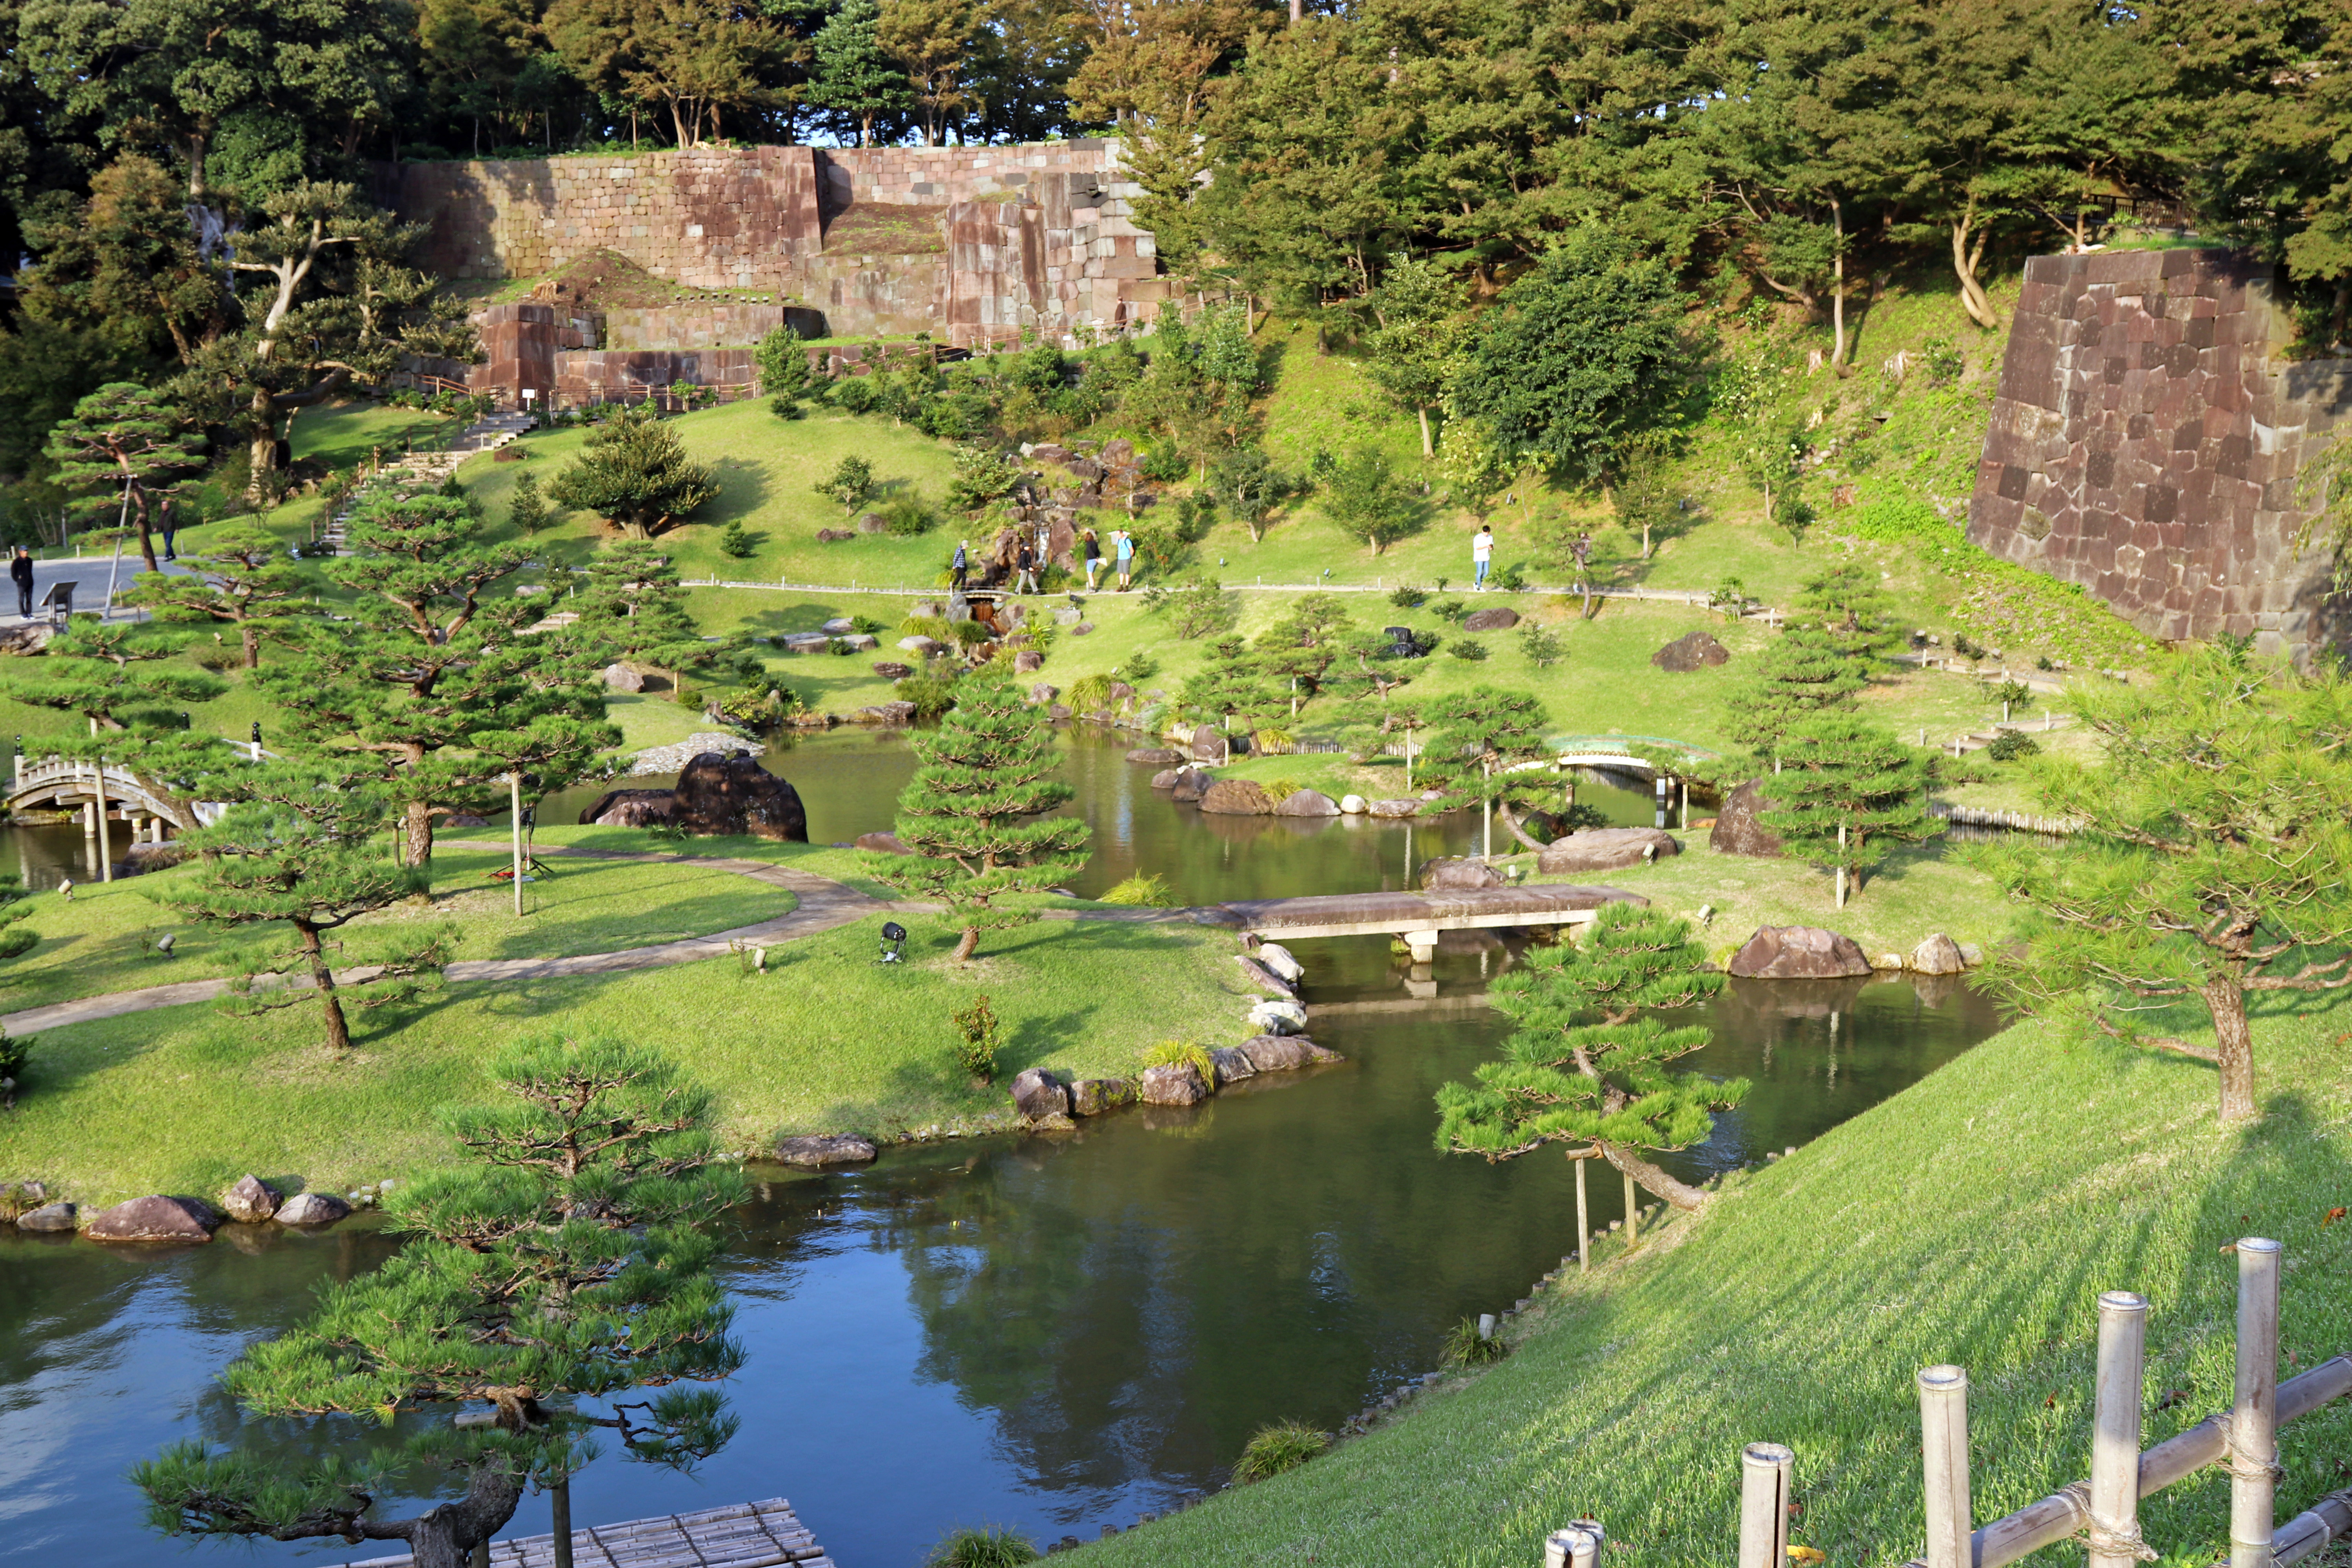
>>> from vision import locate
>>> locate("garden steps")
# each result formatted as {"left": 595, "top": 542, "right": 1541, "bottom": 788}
{"left": 316, "top": 410, "right": 530, "bottom": 555}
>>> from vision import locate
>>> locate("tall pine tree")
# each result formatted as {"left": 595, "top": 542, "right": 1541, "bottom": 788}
{"left": 1723, "top": 562, "right": 1899, "bottom": 761}
{"left": 43, "top": 381, "right": 206, "bottom": 572}
{"left": 1755, "top": 715, "right": 1942, "bottom": 904}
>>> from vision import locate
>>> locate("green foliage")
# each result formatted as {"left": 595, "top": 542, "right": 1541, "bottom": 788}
{"left": 506, "top": 468, "right": 549, "bottom": 535}
{"left": 1843, "top": 491, "right": 1947, "bottom": 543}
{"left": 0, "top": 1026, "right": 29, "bottom": 1109}
{"left": 1208, "top": 446, "right": 1292, "bottom": 541}
{"left": 1723, "top": 564, "right": 1899, "bottom": 761}
{"left": 717, "top": 519, "right": 756, "bottom": 559}
{"left": 1364, "top": 254, "right": 1473, "bottom": 454}
{"left": 867, "top": 680, "right": 1091, "bottom": 960}
{"left": 1065, "top": 673, "right": 1114, "bottom": 713}
{"left": 926, "top": 1526, "right": 1040, "bottom": 1568}
{"left": 1138, "top": 1038, "right": 1214, "bottom": 1079}
{"left": 1447, "top": 637, "right": 1490, "bottom": 661}
{"left": 1985, "top": 731, "right": 2041, "bottom": 762}
{"left": 1436, "top": 903, "right": 1742, "bottom": 1162}
{"left": 1152, "top": 579, "right": 1237, "bottom": 640}
{"left": 896, "top": 662, "right": 964, "bottom": 720}
{"left": 1517, "top": 622, "right": 1566, "bottom": 669}
{"left": 1995, "top": 679, "right": 2034, "bottom": 711}
{"left": 950, "top": 995, "right": 1001, "bottom": 1084}
{"left": 1180, "top": 635, "right": 1283, "bottom": 733}
{"left": 1388, "top": 585, "right": 1429, "bottom": 608}
{"left": 42, "top": 381, "right": 205, "bottom": 562}
{"left": 1232, "top": 1421, "right": 1328, "bottom": 1484}
{"left": 545, "top": 407, "right": 718, "bottom": 539}
{"left": 1441, "top": 1316, "right": 1509, "bottom": 1367}
{"left": 1757, "top": 717, "right": 1942, "bottom": 898}
{"left": 1099, "top": 872, "right": 1177, "bottom": 908}
{"left": 815, "top": 454, "right": 875, "bottom": 512}
{"left": 755, "top": 327, "right": 815, "bottom": 413}
{"left": 945, "top": 443, "right": 1021, "bottom": 516}
{"left": 1320, "top": 446, "right": 1421, "bottom": 555}
{"left": 1419, "top": 685, "right": 1549, "bottom": 813}
{"left": 880, "top": 494, "right": 937, "bottom": 537}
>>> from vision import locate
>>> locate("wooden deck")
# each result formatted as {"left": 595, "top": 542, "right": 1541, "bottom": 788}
{"left": 341, "top": 1497, "right": 832, "bottom": 1568}
{"left": 1204, "top": 884, "right": 1646, "bottom": 944}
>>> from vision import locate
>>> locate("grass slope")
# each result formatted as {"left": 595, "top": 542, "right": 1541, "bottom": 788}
{"left": 1074, "top": 1009, "right": 2352, "bottom": 1568}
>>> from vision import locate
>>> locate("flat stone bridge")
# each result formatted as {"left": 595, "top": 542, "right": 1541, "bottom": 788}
{"left": 1200, "top": 885, "right": 1646, "bottom": 962}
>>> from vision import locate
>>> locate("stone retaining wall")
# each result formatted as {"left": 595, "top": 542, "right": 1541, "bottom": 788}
{"left": 1968, "top": 248, "right": 2352, "bottom": 661}
{"left": 604, "top": 301, "right": 826, "bottom": 351}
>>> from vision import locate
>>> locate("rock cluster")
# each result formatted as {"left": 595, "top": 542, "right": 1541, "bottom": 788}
{"left": 1652, "top": 630, "right": 1731, "bottom": 671}
{"left": 583, "top": 751, "right": 809, "bottom": 840}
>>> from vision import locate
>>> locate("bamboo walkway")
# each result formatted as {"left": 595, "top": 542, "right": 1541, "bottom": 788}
{"left": 341, "top": 1497, "right": 834, "bottom": 1568}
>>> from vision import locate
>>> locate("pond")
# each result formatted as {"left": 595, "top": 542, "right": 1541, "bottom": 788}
{"left": 0, "top": 730, "right": 2000, "bottom": 1566}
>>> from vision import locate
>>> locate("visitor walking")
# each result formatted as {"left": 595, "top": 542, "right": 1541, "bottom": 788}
{"left": 1472, "top": 523, "right": 1494, "bottom": 590}
{"left": 158, "top": 496, "right": 178, "bottom": 562}
{"left": 1114, "top": 527, "right": 1135, "bottom": 590}
{"left": 1014, "top": 534, "right": 1040, "bottom": 594}
{"left": 1081, "top": 528, "right": 1103, "bottom": 590}
{"left": 951, "top": 539, "right": 969, "bottom": 590}
{"left": 10, "top": 546, "right": 32, "bottom": 619}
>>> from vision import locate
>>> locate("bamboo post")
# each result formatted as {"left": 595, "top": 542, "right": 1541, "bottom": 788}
{"left": 1574, "top": 1150, "right": 1591, "bottom": 1273}
{"left": 2232, "top": 1238, "right": 2283, "bottom": 1568}
{"left": 510, "top": 771, "right": 526, "bottom": 918}
{"left": 1623, "top": 1167, "right": 1639, "bottom": 1245}
{"left": 1836, "top": 823, "right": 1847, "bottom": 908}
{"left": 1739, "top": 1443, "right": 1795, "bottom": 1568}
{"left": 2089, "top": 1291, "right": 2149, "bottom": 1568}
{"left": 1544, "top": 1519, "right": 1604, "bottom": 1568}
{"left": 1919, "top": 1365, "right": 1972, "bottom": 1568}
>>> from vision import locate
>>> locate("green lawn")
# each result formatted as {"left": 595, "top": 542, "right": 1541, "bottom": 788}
{"left": 1073, "top": 1004, "right": 2352, "bottom": 1568}
{"left": 0, "top": 905, "right": 1247, "bottom": 1206}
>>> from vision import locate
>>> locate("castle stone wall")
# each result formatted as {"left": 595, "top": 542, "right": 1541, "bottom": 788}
{"left": 1968, "top": 248, "right": 2352, "bottom": 661}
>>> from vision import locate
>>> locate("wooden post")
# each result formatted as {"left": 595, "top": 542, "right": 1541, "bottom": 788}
{"left": 2088, "top": 1290, "right": 2150, "bottom": 1568}
{"left": 1545, "top": 1520, "right": 1604, "bottom": 1568}
{"left": 2232, "top": 1238, "right": 2283, "bottom": 1568}
{"left": 1919, "top": 1365, "right": 1971, "bottom": 1568}
{"left": 93, "top": 759, "right": 111, "bottom": 883}
{"left": 1739, "top": 1443, "right": 1795, "bottom": 1568}
{"left": 1836, "top": 823, "right": 1847, "bottom": 908}
{"left": 1574, "top": 1150, "right": 1590, "bottom": 1273}
{"left": 1623, "top": 1167, "right": 1639, "bottom": 1246}
{"left": 510, "top": 771, "right": 526, "bottom": 918}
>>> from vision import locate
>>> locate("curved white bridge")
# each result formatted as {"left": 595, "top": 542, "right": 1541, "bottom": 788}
{"left": 5, "top": 756, "right": 199, "bottom": 835}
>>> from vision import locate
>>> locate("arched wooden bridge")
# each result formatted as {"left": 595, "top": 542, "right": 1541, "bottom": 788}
{"left": 5, "top": 756, "right": 197, "bottom": 836}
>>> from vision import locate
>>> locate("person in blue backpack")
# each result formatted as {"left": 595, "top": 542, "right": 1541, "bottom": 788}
{"left": 1114, "top": 527, "right": 1136, "bottom": 590}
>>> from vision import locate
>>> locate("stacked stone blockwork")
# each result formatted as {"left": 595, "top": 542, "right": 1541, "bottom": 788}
{"left": 1968, "top": 248, "right": 2352, "bottom": 661}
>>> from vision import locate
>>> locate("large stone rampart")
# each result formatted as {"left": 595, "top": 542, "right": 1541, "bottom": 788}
{"left": 1968, "top": 248, "right": 2352, "bottom": 661}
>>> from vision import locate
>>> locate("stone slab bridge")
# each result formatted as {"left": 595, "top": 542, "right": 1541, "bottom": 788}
{"left": 5, "top": 756, "right": 194, "bottom": 840}
{"left": 1198, "top": 885, "right": 1647, "bottom": 963}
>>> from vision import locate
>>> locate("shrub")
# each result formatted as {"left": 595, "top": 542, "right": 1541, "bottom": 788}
{"left": 850, "top": 615, "right": 886, "bottom": 636}
{"left": 1922, "top": 337, "right": 1964, "bottom": 385}
{"left": 1160, "top": 579, "right": 1236, "bottom": 639}
{"left": 829, "top": 376, "right": 881, "bottom": 415}
{"left": 1099, "top": 872, "right": 1176, "bottom": 907}
{"left": 0, "top": 1027, "right": 30, "bottom": 1109}
{"left": 949, "top": 619, "right": 994, "bottom": 647}
{"left": 1388, "top": 585, "right": 1429, "bottom": 608}
{"left": 1845, "top": 491, "right": 1947, "bottom": 544}
{"left": 828, "top": 637, "right": 856, "bottom": 656}
{"left": 507, "top": 470, "right": 548, "bottom": 535}
{"left": 1441, "top": 1316, "right": 1509, "bottom": 1367}
{"left": 1258, "top": 775, "right": 1301, "bottom": 800}
{"left": 1232, "top": 1420, "right": 1327, "bottom": 1483}
{"left": 1120, "top": 650, "right": 1160, "bottom": 682}
{"left": 1448, "top": 637, "right": 1490, "bottom": 661}
{"left": 718, "top": 520, "right": 756, "bottom": 558}
{"left": 1141, "top": 445, "right": 1188, "bottom": 482}
{"left": 1065, "top": 674, "right": 1115, "bottom": 713}
{"left": 881, "top": 495, "right": 936, "bottom": 537}
{"left": 815, "top": 455, "right": 875, "bottom": 511}
{"left": 1430, "top": 597, "right": 1468, "bottom": 623}
{"left": 1517, "top": 622, "right": 1565, "bottom": 668}
{"left": 1139, "top": 1039, "right": 1215, "bottom": 1082}
{"left": 1952, "top": 633, "right": 1986, "bottom": 660}
{"left": 925, "top": 1526, "right": 1039, "bottom": 1568}
{"left": 901, "top": 614, "right": 955, "bottom": 641}
{"left": 1995, "top": 678, "right": 2034, "bottom": 711}
{"left": 1491, "top": 561, "right": 1528, "bottom": 592}
{"left": 1986, "top": 730, "right": 2041, "bottom": 762}
{"left": 950, "top": 995, "right": 1001, "bottom": 1084}
{"left": 897, "top": 665, "right": 962, "bottom": 719}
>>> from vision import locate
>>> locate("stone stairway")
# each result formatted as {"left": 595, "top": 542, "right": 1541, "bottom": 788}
{"left": 1947, "top": 713, "right": 2074, "bottom": 755}
{"left": 318, "top": 408, "right": 535, "bottom": 555}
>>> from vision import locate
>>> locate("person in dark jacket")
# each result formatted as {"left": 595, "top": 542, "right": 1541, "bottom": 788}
{"left": 10, "top": 547, "right": 32, "bottom": 619}
{"left": 951, "top": 539, "right": 969, "bottom": 590}
{"left": 1014, "top": 534, "right": 1040, "bottom": 594}
{"left": 1081, "top": 528, "right": 1103, "bottom": 590}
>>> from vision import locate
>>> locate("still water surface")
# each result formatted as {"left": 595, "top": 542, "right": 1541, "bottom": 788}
{"left": 0, "top": 730, "right": 1999, "bottom": 1565}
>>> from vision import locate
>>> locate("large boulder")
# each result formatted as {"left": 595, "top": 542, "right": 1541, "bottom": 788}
{"left": 1128, "top": 747, "right": 1185, "bottom": 765}
{"left": 1249, "top": 998, "right": 1310, "bottom": 1035}
{"left": 1237, "top": 1034, "right": 1343, "bottom": 1073}
{"left": 899, "top": 635, "right": 944, "bottom": 654}
{"left": 1727, "top": 926, "right": 1874, "bottom": 980}
{"left": 1911, "top": 933, "right": 1969, "bottom": 975}
{"left": 1339, "top": 794, "right": 1367, "bottom": 815}
{"left": 1013, "top": 650, "right": 1045, "bottom": 673}
{"left": 1206, "top": 1046, "right": 1258, "bottom": 1087}
{"left": 1171, "top": 767, "right": 1212, "bottom": 803}
{"left": 602, "top": 662, "right": 646, "bottom": 692}
{"left": 871, "top": 661, "right": 915, "bottom": 680}
{"left": 851, "top": 701, "right": 918, "bottom": 725}
{"left": 16, "top": 1201, "right": 76, "bottom": 1232}
{"left": 1274, "top": 789, "right": 1340, "bottom": 817}
{"left": 855, "top": 831, "right": 910, "bottom": 854}
{"left": 777, "top": 1134, "right": 877, "bottom": 1168}
{"left": 1010, "top": 1067, "right": 1071, "bottom": 1120}
{"left": 1537, "top": 827, "right": 1680, "bottom": 874}
{"left": 1710, "top": 779, "right": 1784, "bottom": 857}
{"left": 1652, "top": 631, "right": 1731, "bottom": 672}
{"left": 1421, "top": 856, "right": 1504, "bottom": 891}
{"left": 1189, "top": 728, "right": 1229, "bottom": 763}
{"left": 1200, "top": 779, "right": 1275, "bottom": 816}
{"left": 276, "top": 1191, "right": 352, "bottom": 1227}
{"left": 1138, "top": 1062, "right": 1210, "bottom": 1106}
{"left": 86, "top": 1194, "right": 221, "bottom": 1243}
{"left": 220, "top": 1174, "right": 281, "bottom": 1225}
{"left": 674, "top": 752, "right": 809, "bottom": 840}
{"left": 1461, "top": 606, "right": 1521, "bottom": 632}
{"left": 1367, "top": 798, "right": 1420, "bottom": 818}
{"left": 578, "top": 788, "right": 679, "bottom": 828}
{"left": 1069, "top": 1078, "right": 1137, "bottom": 1117}
{"left": 1254, "top": 943, "right": 1304, "bottom": 983}
{"left": 1236, "top": 954, "right": 1295, "bottom": 997}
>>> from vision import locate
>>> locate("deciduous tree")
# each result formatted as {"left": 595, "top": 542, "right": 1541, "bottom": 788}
{"left": 1363, "top": 255, "right": 1470, "bottom": 459}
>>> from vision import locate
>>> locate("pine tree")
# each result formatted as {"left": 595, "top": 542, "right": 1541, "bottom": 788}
{"left": 755, "top": 325, "right": 815, "bottom": 417}
{"left": 545, "top": 406, "right": 718, "bottom": 539}
{"left": 43, "top": 381, "right": 207, "bottom": 573}
{"left": 258, "top": 491, "right": 614, "bottom": 870}
{"left": 0, "top": 621, "right": 239, "bottom": 825}
{"left": 507, "top": 467, "right": 549, "bottom": 535}
{"left": 123, "top": 521, "right": 311, "bottom": 667}
{"left": 154, "top": 764, "right": 442, "bottom": 1056}
{"left": 1755, "top": 715, "right": 1942, "bottom": 904}
{"left": 574, "top": 537, "right": 739, "bottom": 689}
{"left": 806, "top": 0, "right": 913, "bottom": 145}
{"left": 1419, "top": 684, "right": 1551, "bottom": 857}
{"left": 1436, "top": 902, "right": 1746, "bottom": 1213}
{"left": 1179, "top": 635, "right": 1285, "bottom": 740}
{"left": 869, "top": 679, "right": 1090, "bottom": 962}
{"left": 133, "top": 1036, "right": 746, "bottom": 1568}
{"left": 1723, "top": 563, "right": 1899, "bottom": 761}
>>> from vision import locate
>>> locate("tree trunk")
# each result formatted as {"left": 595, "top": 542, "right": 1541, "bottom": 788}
{"left": 551, "top": 1474, "right": 573, "bottom": 1568}
{"left": 130, "top": 486, "right": 160, "bottom": 573}
{"left": 1828, "top": 197, "right": 1848, "bottom": 374}
{"left": 1599, "top": 1141, "right": 1711, "bottom": 1212}
{"left": 298, "top": 922, "right": 354, "bottom": 1057}
{"left": 389, "top": 1457, "right": 526, "bottom": 1568}
{"left": 1416, "top": 405, "right": 1432, "bottom": 458}
{"left": 1951, "top": 215, "right": 2000, "bottom": 330}
{"left": 242, "top": 623, "right": 261, "bottom": 669}
{"left": 2200, "top": 975, "right": 2256, "bottom": 1123}
{"left": 953, "top": 925, "right": 980, "bottom": 962}
{"left": 404, "top": 797, "right": 436, "bottom": 871}
{"left": 1495, "top": 799, "right": 1548, "bottom": 851}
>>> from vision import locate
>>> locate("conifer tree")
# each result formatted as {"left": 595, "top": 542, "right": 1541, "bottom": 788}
{"left": 755, "top": 325, "right": 815, "bottom": 417}
{"left": 546, "top": 406, "right": 718, "bottom": 539}
{"left": 134, "top": 1036, "right": 746, "bottom": 1568}
{"left": 573, "top": 537, "right": 739, "bottom": 690}
{"left": 869, "top": 678, "right": 1090, "bottom": 962}
{"left": 1179, "top": 635, "right": 1285, "bottom": 740}
{"left": 1436, "top": 902, "right": 1745, "bottom": 1212}
{"left": 507, "top": 468, "right": 550, "bottom": 535}
{"left": 0, "top": 621, "right": 240, "bottom": 824}
{"left": 123, "top": 521, "right": 312, "bottom": 667}
{"left": 42, "top": 381, "right": 206, "bottom": 572}
{"left": 1723, "top": 562, "right": 1899, "bottom": 761}
{"left": 1755, "top": 715, "right": 1942, "bottom": 904}
{"left": 1419, "top": 684, "right": 1551, "bottom": 855}
{"left": 807, "top": 0, "right": 915, "bottom": 145}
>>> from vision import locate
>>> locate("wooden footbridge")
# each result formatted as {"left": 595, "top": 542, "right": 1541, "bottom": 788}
{"left": 1203, "top": 885, "right": 1646, "bottom": 962}
{"left": 4, "top": 755, "right": 195, "bottom": 837}
{"left": 341, "top": 1497, "right": 834, "bottom": 1568}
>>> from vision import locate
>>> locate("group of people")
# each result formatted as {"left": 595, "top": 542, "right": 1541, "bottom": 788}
{"left": 950, "top": 525, "right": 1136, "bottom": 594}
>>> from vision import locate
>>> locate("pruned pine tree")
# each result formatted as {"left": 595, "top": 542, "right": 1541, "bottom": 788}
{"left": 1420, "top": 684, "right": 1551, "bottom": 855}
{"left": 124, "top": 521, "right": 311, "bottom": 667}
{"left": 133, "top": 1036, "right": 746, "bottom": 1568}
{"left": 1973, "top": 645, "right": 2352, "bottom": 1125}
{"left": 1756, "top": 715, "right": 1942, "bottom": 904}
{"left": 1436, "top": 902, "right": 1744, "bottom": 1212}
{"left": 0, "top": 620, "right": 238, "bottom": 826}
{"left": 1178, "top": 635, "right": 1284, "bottom": 739}
{"left": 869, "top": 678, "right": 1090, "bottom": 962}
{"left": 546, "top": 405, "right": 718, "bottom": 539}
{"left": 42, "top": 381, "right": 205, "bottom": 572}
{"left": 153, "top": 766, "right": 445, "bottom": 1056}
{"left": 1722, "top": 563, "right": 1898, "bottom": 761}
{"left": 574, "top": 537, "right": 738, "bottom": 690}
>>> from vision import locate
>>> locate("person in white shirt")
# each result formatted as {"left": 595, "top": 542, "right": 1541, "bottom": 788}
{"left": 1472, "top": 524, "right": 1495, "bottom": 589}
